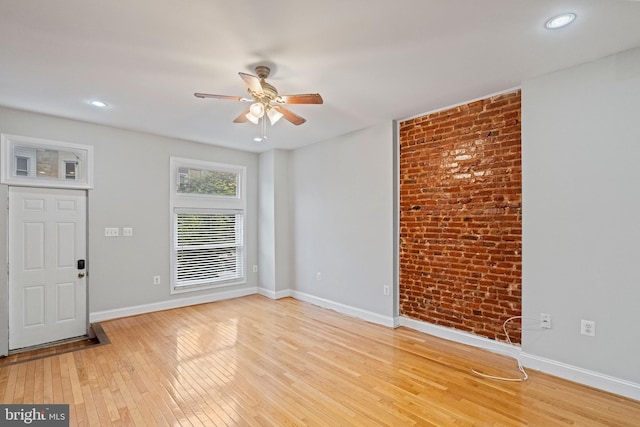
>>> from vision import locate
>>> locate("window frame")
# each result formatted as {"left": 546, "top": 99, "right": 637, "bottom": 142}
{"left": 0, "top": 133, "right": 93, "bottom": 189}
{"left": 169, "top": 157, "right": 246, "bottom": 294}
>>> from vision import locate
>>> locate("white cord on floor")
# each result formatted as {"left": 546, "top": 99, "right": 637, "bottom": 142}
{"left": 471, "top": 315, "right": 532, "bottom": 382}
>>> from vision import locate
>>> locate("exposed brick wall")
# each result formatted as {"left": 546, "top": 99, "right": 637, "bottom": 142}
{"left": 399, "top": 91, "right": 522, "bottom": 343}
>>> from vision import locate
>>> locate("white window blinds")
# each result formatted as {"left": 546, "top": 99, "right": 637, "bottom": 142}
{"left": 174, "top": 210, "right": 244, "bottom": 288}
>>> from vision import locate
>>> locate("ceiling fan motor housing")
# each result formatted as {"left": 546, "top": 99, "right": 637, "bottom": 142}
{"left": 260, "top": 81, "right": 278, "bottom": 100}
{"left": 252, "top": 66, "right": 278, "bottom": 101}
{"left": 255, "top": 65, "right": 271, "bottom": 79}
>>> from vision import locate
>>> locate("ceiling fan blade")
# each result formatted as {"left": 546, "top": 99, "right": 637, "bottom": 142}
{"left": 194, "top": 93, "right": 248, "bottom": 101}
{"left": 274, "top": 106, "right": 306, "bottom": 126}
{"left": 239, "top": 72, "right": 263, "bottom": 95}
{"left": 277, "top": 94, "right": 324, "bottom": 104}
{"left": 233, "top": 108, "right": 251, "bottom": 123}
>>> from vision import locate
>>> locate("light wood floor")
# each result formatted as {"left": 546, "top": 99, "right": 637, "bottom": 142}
{"left": 1, "top": 295, "right": 639, "bottom": 426}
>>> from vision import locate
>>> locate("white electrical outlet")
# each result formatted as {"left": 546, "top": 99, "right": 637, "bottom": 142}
{"left": 123, "top": 227, "right": 134, "bottom": 237}
{"left": 316, "top": 272, "right": 321, "bottom": 281}
{"left": 252, "top": 265, "right": 258, "bottom": 273}
{"left": 581, "top": 320, "right": 596, "bottom": 336}
{"left": 153, "top": 276, "right": 161, "bottom": 285}
{"left": 383, "top": 285, "right": 390, "bottom": 296}
{"left": 104, "top": 227, "right": 119, "bottom": 237}
{"left": 540, "top": 313, "right": 552, "bottom": 329}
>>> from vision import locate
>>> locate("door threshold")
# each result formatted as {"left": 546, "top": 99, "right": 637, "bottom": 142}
{"left": 1, "top": 324, "right": 109, "bottom": 366}
{"left": 9, "top": 335, "right": 91, "bottom": 355}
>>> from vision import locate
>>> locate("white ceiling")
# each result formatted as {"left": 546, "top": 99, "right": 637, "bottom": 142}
{"left": 1, "top": 1, "right": 639, "bottom": 153}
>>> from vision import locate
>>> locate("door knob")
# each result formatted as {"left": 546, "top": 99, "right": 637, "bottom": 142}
{"left": 78, "top": 272, "right": 85, "bottom": 278}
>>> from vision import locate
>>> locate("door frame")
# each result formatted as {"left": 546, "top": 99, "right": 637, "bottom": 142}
{"left": 1, "top": 185, "right": 90, "bottom": 355}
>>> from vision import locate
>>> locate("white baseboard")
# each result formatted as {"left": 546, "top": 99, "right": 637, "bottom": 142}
{"left": 399, "top": 316, "right": 520, "bottom": 358}
{"left": 257, "top": 287, "right": 292, "bottom": 300}
{"left": 399, "top": 316, "right": 640, "bottom": 402}
{"left": 90, "top": 286, "right": 258, "bottom": 323}
{"left": 520, "top": 352, "right": 640, "bottom": 401}
{"left": 291, "top": 290, "right": 396, "bottom": 327}
{"left": 89, "top": 288, "right": 640, "bottom": 402}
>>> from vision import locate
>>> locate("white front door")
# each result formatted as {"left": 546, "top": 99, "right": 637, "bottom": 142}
{"left": 8, "top": 187, "right": 87, "bottom": 350}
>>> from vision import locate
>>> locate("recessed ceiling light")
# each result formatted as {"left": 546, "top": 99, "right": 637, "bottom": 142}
{"left": 89, "top": 100, "right": 108, "bottom": 108}
{"left": 545, "top": 13, "right": 576, "bottom": 30}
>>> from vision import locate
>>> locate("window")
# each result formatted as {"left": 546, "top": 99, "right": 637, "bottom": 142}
{"left": 1, "top": 134, "right": 93, "bottom": 188}
{"left": 174, "top": 210, "right": 244, "bottom": 289}
{"left": 170, "top": 157, "right": 246, "bottom": 293}
{"left": 177, "top": 167, "right": 238, "bottom": 196}
{"left": 16, "top": 156, "right": 29, "bottom": 176}
{"left": 64, "top": 161, "right": 77, "bottom": 180}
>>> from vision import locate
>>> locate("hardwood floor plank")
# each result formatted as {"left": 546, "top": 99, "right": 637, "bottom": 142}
{"left": 79, "top": 383, "right": 99, "bottom": 426}
{"left": 1, "top": 295, "right": 639, "bottom": 426}
{"left": 41, "top": 358, "right": 53, "bottom": 403}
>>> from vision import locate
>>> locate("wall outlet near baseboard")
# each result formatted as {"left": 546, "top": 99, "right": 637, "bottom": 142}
{"left": 581, "top": 320, "right": 596, "bottom": 336}
{"left": 153, "top": 275, "right": 161, "bottom": 285}
{"left": 104, "top": 227, "right": 119, "bottom": 237}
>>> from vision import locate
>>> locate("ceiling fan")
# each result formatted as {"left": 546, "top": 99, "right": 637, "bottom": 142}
{"left": 195, "top": 66, "right": 323, "bottom": 141}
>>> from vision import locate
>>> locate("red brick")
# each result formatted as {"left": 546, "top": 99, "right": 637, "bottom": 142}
{"left": 399, "top": 90, "right": 522, "bottom": 344}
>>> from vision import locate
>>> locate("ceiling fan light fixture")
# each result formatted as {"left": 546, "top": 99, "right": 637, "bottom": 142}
{"left": 249, "top": 102, "right": 265, "bottom": 118}
{"left": 245, "top": 112, "right": 260, "bottom": 124}
{"left": 267, "top": 108, "right": 283, "bottom": 125}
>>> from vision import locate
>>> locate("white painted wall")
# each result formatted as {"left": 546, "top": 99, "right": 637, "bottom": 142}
{"left": 258, "top": 150, "right": 276, "bottom": 295}
{"left": 273, "top": 149, "right": 292, "bottom": 294}
{"left": 0, "top": 107, "right": 259, "bottom": 329}
{"left": 289, "top": 122, "right": 395, "bottom": 323}
{"left": 258, "top": 149, "right": 292, "bottom": 298}
{"left": 521, "top": 48, "right": 640, "bottom": 385}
